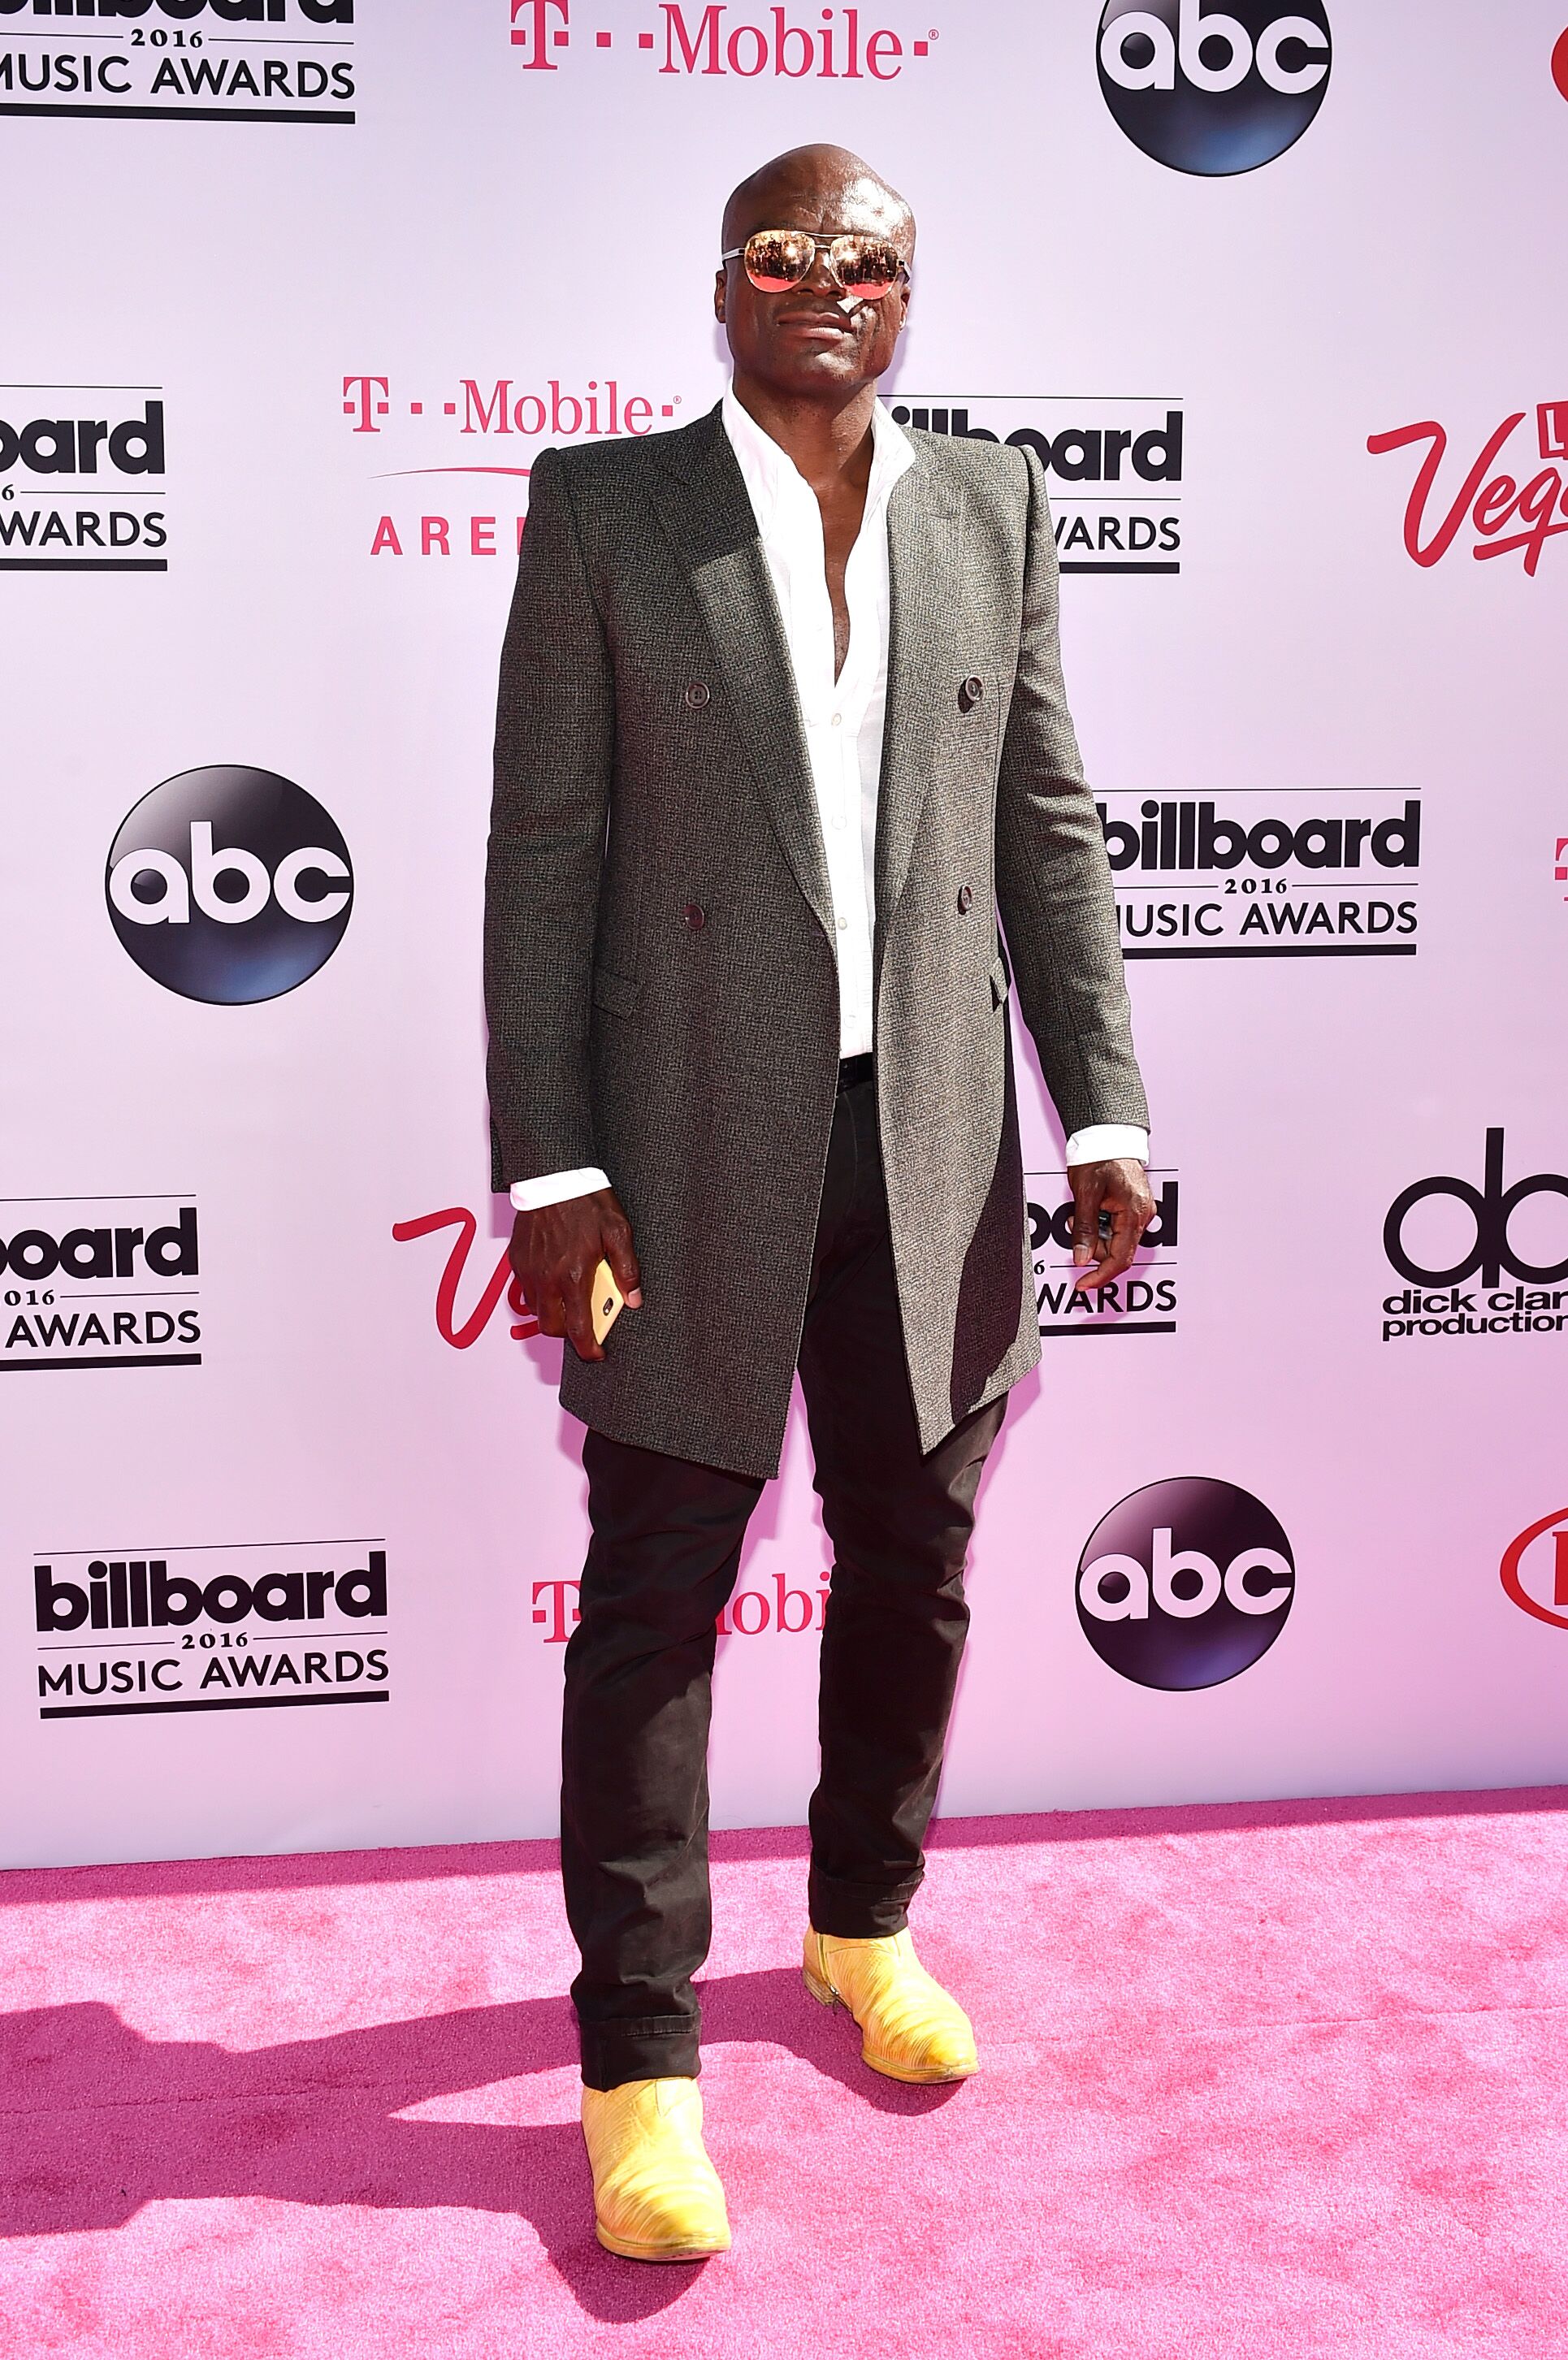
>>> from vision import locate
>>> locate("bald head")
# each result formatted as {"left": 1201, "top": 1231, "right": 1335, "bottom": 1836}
{"left": 721, "top": 144, "right": 914, "bottom": 259}
{"left": 715, "top": 142, "right": 914, "bottom": 412}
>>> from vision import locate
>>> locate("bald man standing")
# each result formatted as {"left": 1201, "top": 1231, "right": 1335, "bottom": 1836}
{"left": 485, "top": 145, "right": 1151, "bottom": 2258}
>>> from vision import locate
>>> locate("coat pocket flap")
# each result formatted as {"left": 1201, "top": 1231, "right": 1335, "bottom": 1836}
{"left": 989, "top": 954, "right": 1011, "bottom": 1010}
{"left": 591, "top": 966, "right": 641, "bottom": 1018}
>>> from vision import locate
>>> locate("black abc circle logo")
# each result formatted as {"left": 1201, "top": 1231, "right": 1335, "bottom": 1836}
{"left": 106, "top": 767, "right": 353, "bottom": 1006}
{"left": 1077, "top": 1476, "right": 1294, "bottom": 1691}
{"left": 1098, "top": 0, "right": 1332, "bottom": 176}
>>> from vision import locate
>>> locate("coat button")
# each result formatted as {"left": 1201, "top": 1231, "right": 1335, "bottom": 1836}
{"left": 684, "top": 682, "right": 711, "bottom": 710}
{"left": 683, "top": 902, "right": 707, "bottom": 931}
{"left": 957, "top": 884, "right": 973, "bottom": 913}
{"left": 961, "top": 674, "right": 984, "bottom": 708}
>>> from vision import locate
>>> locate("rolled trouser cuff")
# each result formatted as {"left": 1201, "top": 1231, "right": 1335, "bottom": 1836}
{"left": 807, "top": 1868, "right": 919, "bottom": 1940}
{"left": 577, "top": 2015, "right": 701, "bottom": 2091}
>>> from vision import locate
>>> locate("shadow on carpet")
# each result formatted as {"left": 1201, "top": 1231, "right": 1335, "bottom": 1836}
{"left": 1, "top": 1969, "right": 959, "bottom": 2325}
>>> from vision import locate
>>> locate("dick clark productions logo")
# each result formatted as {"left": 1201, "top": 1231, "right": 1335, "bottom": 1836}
{"left": 1098, "top": 0, "right": 1331, "bottom": 175}
{"left": 1077, "top": 1477, "right": 1295, "bottom": 1691}
{"left": 106, "top": 766, "right": 353, "bottom": 1005}
{"left": 1385, "top": 1132, "right": 1568, "bottom": 1288}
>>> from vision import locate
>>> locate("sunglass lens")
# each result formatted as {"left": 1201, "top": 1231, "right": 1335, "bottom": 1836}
{"left": 743, "top": 230, "right": 814, "bottom": 292}
{"left": 831, "top": 237, "right": 902, "bottom": 299}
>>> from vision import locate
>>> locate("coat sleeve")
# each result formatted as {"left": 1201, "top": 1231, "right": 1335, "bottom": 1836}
{"left": 484, "top": 447, "right": 615, "bottom": 1190}
{"left": 994, "top": 444, "right": 1150, "bottom": 1139}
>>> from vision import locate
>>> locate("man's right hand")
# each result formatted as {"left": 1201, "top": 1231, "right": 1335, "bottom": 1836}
{"left": 509, "top": 1188, "right": 643, "bottom": 1363}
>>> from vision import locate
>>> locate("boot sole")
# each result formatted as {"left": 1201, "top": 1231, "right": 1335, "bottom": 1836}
{"left": 803, "top": 1965, "right": 979, "bottom": 2085}
{"left": 595, "top": 2221, "right": 730, "bottom": 2263}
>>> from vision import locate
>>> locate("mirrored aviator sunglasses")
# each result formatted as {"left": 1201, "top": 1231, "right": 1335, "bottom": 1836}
{"left": 723, "top": 228, "right": 907, "bottom": 301}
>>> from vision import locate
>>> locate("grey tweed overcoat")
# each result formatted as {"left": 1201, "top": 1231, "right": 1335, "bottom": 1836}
{"left": 484, "top": 402, "right": 1148, "bottom": 1479}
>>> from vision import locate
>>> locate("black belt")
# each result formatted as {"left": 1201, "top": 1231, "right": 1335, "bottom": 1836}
{"left": 838, "top": 1054, "right": 875, "bottom": 1091}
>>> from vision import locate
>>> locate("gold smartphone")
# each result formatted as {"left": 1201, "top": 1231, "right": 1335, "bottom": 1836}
{"left": 590, "top": 1259, "right": 626, "bottom": 1346}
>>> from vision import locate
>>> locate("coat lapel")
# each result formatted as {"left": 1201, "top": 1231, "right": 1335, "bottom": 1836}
{"left": 876, "top": 454, "right": 964, "bottom": 938}
{"left": 649, "top": 407, "right": 834, "bottom": 940}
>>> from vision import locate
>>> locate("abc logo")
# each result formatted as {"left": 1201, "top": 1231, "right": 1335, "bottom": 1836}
{"left": 1077, "top": 1475, "right": 1294, "bottom": 1691}
{"left": 1098, "top": 0, "right": 1332, "bottom": 177}
{"left": 106, "top": 766, "right": 353, "bottom": 1006}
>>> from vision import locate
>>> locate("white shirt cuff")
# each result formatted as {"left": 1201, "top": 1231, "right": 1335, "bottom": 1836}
{"left": 509, "top": 1167, "right": 610, "bottom": 1212}
{"left": 1063, "top": 1125, "right": 1149, "bottom": 1168}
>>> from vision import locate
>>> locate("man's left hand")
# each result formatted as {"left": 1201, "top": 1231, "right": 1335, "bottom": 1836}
{"left": 1068, "top": 1156, "right": 1156, "bottom": 1292}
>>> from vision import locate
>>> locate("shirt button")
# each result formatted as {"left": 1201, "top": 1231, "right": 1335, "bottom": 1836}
{"left": 830, "top": 713, "right": 842, "bottom": 727}
{"left": 830, "top": 810, "right": 847, "bottom": 829}
{"left": 836, "top": 915, "right": 849, "bottom": 931}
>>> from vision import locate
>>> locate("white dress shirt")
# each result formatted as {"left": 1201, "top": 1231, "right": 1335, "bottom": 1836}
{"left": 510, "top": 390, "right": 1147, "bottom": 1211}
{"left": 723, "top": 381, "right": 906, "bottom": 1064}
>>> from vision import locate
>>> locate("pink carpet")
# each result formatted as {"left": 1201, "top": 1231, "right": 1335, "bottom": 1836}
{"left": 5, "top": 1793, "right": 1568, "bottom": 2359}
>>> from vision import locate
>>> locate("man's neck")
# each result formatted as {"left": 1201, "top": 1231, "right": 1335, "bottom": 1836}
{"left": 730, "top": 374, "right": 878, "bottom": 496}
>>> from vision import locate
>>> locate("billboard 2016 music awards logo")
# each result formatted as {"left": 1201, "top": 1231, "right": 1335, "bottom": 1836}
{"left": 0, "top": 387, "right": 167, "bottom": 574}
{"left": 1098, "top": 0, "right": 1330, "bottom": 175}
{"left": 1100, "top": 789, "right": 1421, "bottom": 959}
{"left": 888, "top": 398, "right": 1182, "bottom": 576}
{"left": 1369, "top": 402, "right": 1568, "bottom": 579}
{"left": 107, "top": 767, "right": 353, "bottom": 1005}
{"left": 1, "top": 1196, "right": 201, "bottom": 1373}
{"left": 1077, "top": 1477, "right": 1295, "bottom": 1691}
{"left": 1382, "top": 1131, "right": 1568, "bottom": 1343}
{"left": 344, "top": 373, "right": 685, "bottom": 561}
{"left": 0, "top": 0, "right": 354, "bottom": 127}
{"left": 509, "top": 2, "right": 936, "bottom": 77}
{"left": 30, "top": 1539, "right": 389, "bottom": 1721}
{"left": 1027, "top": 1171, "right": 1178, "bottom": 1336}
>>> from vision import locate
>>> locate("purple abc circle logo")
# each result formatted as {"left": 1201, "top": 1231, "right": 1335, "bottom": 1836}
{"left": 1098, "top": 0, "right": 1332, "bottom": 177}
{"left": 1077, "top": 1476, "right": 1295, "bottom": 1691}
{"left": 106, "top": 767, "right": 353, "bottom": 1006}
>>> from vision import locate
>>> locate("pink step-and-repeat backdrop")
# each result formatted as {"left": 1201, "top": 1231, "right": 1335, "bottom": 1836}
{"left": 4, "top": 0, "right": 1566, "bottom": 1867}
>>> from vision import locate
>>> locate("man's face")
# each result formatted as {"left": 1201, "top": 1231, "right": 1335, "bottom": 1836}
{"left": 715, "top": 158, "right": 912, "bottom": 399}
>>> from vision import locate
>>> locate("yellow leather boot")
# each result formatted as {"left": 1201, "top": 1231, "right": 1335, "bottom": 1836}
{"left": 803, "top": 1928, "right": 979, "bottom": 2085}
{"left": 580, "top": 2076, "right": 732, "bottom": 2262}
